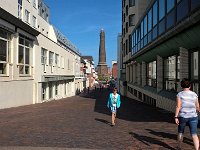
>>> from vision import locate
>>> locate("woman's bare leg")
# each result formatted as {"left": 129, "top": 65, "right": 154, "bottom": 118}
{"left": 192, "top": 134, "right": 199, "bottom": 150}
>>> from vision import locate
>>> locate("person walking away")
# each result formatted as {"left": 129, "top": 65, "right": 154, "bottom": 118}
{"left": 175, "top": 78, "right": 200, "bottom": 150}
{"left": 107, "top": 87, "right": 121, "bottom": 126}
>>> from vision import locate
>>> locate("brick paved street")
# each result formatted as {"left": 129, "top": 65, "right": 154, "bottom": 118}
{"left": 0, "top": 88, "right": 196, "bottom": 150}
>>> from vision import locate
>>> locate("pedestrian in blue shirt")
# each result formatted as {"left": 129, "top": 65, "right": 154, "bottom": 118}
{"left": 107, "top": 87, "right": 121, "bottom": 126}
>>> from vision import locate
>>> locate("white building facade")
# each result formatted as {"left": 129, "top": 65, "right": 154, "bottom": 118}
{"left": 0, "top": 0, "right": 85, "bottom": 109}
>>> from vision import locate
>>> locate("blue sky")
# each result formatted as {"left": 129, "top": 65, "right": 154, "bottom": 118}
{"left": 44, "top": 0, "right": 121, "bottom": 68}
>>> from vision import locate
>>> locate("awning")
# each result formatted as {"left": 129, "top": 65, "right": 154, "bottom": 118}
{"left": 41, "top": 75, "right": 75, "bottom": 82}
{"left": 0, "top": 7, "right": 40, "bottom": 36}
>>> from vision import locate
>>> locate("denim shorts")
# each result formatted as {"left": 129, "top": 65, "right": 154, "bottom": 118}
{"left": 178, "top": 116, "right": 198, "bottom": 135}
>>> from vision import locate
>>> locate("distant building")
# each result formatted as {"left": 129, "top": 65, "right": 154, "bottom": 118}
{"left": 119, "top": 0, "right": 150, "bottom": 96}
{"left": 82, "top": 56, "right": 97, "bottom": 88}
{"left": 112, "top": 60, "right": 117, "bottom": 66}
{"left": 112, "top": 62, "right": 118, "bottom": 79}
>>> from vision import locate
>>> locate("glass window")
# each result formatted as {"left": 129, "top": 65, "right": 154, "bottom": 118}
{"left": 177, "top": 0, "right": 189, "bottom": 22}
{"left": 191, "top": 0, "right": 200, "bottom": 11}
{"left": 153, "top": 1, "right": 158, "bottom": 27}
{"left": 49, "top": 52, "right": 54, "bottom": 66}
{"left": 126, "top": 22, "right": 128, "bottom": 33}
{"left": 159, "top": 0, "right": 165, "bottom": 21}
{"left": 0, "top": 40, "right": 7, "bottom": 62}
{"left": 126, "top": 39, "right": 128, "bottom": 54}
{"left": 132, "top": 34, "right": 134, "bottom": 54}
{"left": 167, "top": 10, "right": 175, "bottom": 29}
{"left": 148, "top": 31, "right": 152, "bottom": 43}
{"left": 129, "top": 14, "right": 135, "bottom": 26}
{"left": 191, "top": 51, "right": 199, "bottom": 95}
{"left": 25, "top": 10, "right": 30, "bottom": 23}
{"left": 126, "top": 5, "right": 128, "bottom": 16}
{"left": 41, "top": 48, "right": 47, "bottom": 64}
{"left": 55, "top": 54, "right": 59, "bottom": 66}
{"left": 0, "top": 29, "right": 9, "bottom": 75}
{"left": 153, "top": 26, "right": 158, "bottom": 40}
{"left": 144, "top": 35, "right": 147, "bottom": 46}
{"left": 129, "top": 34, "right": 132, "bottom": 52}
{"left": 141, "top": 21, "right": 144, "bottom": 38}
{"left": 68, "top": 59, "right": 70, "bottom": 70}
{"left": 144, "top": 16, "right": 147, "bottom": 36}
{"left": 25, "top": 48, "right": 30, "bottom": 65}
{"left": 134, "top": 31, "right": 136, "bottom": 46}
{"left": 18, "top": 46, "right": 24, "bottom": 64}
{"left": 33, "top": 0, "right": 37, "bottom": 8}
{"left": 159, "top": 19, "right": 165, "bottom": 35}
{"left": 32, "top": 16, "right": 36, "bottom": 28}
{"left": 191, "top": 51, "right": 199, "bottom": 80}
{"left": 42, "top": 83, "right": 47, "bottom": 100}
{"left": 167, "top": 0, "right": 175, "bottom": 13}
{"left": 129, "top": 0, "right": 135, "bottom": 7}
{"left": 135, "top": 29, "right": 138, "bottom": 44}
{"left": 138, "top": 26, "right": 141, "bottom": 42}
{"left": 18, "top": 36, "right": 32, "bottom": 75}
{"left": 141, "top": 38, "right": 144, "bottom": 49}
{"left": 18, "top": 0, "right": 22, "bottom": 5}
{"left": 49, "top": 82, "right": 53, "bottom": 99}
{"left": 55, "top": 82, "right": 58, "bottom": 95}
{"left": 164, "top": 55, "right": 179, "bottom": 91}
{"left": 147, "top": 61, "right": 157, "bottom": 87}
{"left": 148, "top": 9, "right": 152, "bottom": 32}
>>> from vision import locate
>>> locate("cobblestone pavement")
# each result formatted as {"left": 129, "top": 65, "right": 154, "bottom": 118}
{"left": 0, "top": 88, "right": 196, "bottom": 150}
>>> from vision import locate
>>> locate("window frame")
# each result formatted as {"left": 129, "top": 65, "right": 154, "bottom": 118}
{"left": 18, "top": 36, "right": 32, "bottom": 75}
{"left": 0, "top": 29, "right": 10, "bottom": 75}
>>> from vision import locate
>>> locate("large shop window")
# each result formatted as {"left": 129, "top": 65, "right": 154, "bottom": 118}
{"left": 147, "top": 61, "right": 157, "bottom": 87}
{"left": 49, "top": 82, "right": 53, "bottom": 99}
{"left": 55, "top": 82, "right": 59, "bottom": 95}
{"left": 42, "top": 83, "right": 47, "bottom": 100}
{"left": 0, "top": 29, "right": 10, "bottom": 75}
{"left": 191, "top": 51, "right": 199, "bottom": 95}
{"left": 18, "top": 36, "right": 32, "bottom": 75}
{"left": 164, "top": 55, "right": 180, "bottom": 91}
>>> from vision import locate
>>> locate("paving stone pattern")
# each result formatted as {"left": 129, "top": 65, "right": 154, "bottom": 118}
{"left": 0, "top": 88, "right": 196, "bottom": 150}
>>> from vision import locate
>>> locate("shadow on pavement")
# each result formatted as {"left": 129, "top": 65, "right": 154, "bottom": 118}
{"left": 129, "top": 132, "right": 176, "bottom": 150}
{"left": 80, "top": 88, "right": 175, "bottom": 123}
{"left": 94, "top": 118, "right": 111, "bottom": 126}
{"left": 145, "top": 129, "right": 193, "bottom": 146}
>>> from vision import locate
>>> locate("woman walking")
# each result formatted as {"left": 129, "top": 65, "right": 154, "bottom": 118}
{"left": 107, "top": 87, "right": 121, "bottom": 126}
{"left": 175, "top": 78, "right": 199, "bottom": 150}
